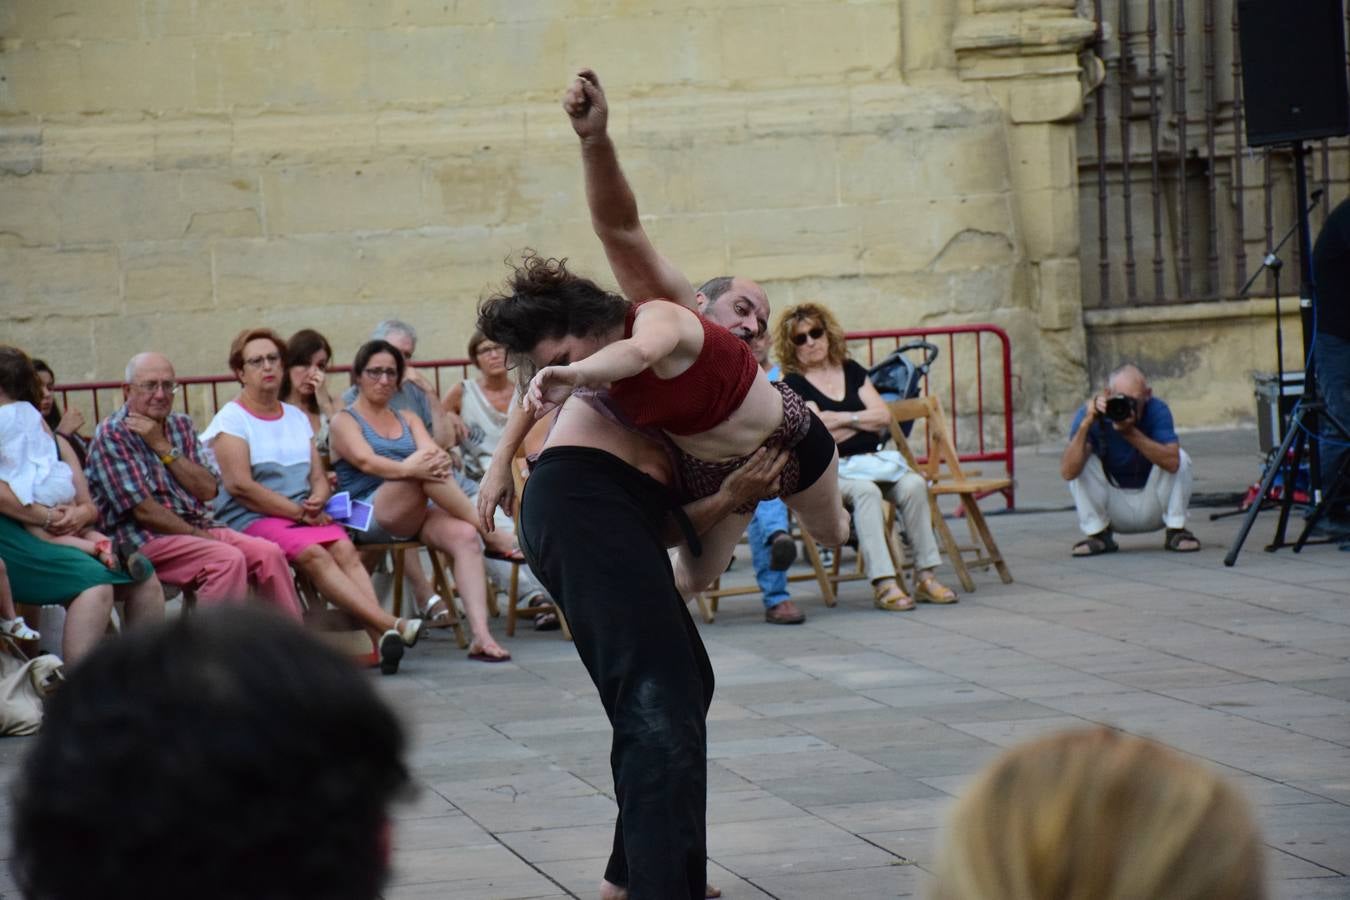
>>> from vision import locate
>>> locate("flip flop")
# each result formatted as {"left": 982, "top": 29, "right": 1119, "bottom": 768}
{"left": 485, "top": 547, "right": 526, "bottom": 563}
{"left": 467, "top": 645, "right": 512, "bottom": 663}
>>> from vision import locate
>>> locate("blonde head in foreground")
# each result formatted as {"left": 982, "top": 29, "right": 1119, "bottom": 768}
{"left": 933, "top": 727, "right": 1266, "bottom": 900}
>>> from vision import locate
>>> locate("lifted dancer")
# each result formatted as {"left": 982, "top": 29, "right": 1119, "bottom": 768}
{"left": 478, "top": 70, "right": 847, "bottom": 597}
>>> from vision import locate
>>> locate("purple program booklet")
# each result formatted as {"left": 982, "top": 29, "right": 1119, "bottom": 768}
{"left": 340, "top": 499, "right": 374, "bottom": 533}
{"left": 325, "top": 491, "right": 351, "bottom": 520}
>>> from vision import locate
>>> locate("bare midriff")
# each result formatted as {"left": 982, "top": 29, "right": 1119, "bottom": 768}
{"left": 662, "top": 371, "right": 783, "bottom": 462}
{"left": 543, "top": 395, "right": 673, "bottom": 486}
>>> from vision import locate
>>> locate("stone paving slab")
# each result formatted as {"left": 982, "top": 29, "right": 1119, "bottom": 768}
{"left": 2, "top": 428, "right": 1347, "bottom": 898}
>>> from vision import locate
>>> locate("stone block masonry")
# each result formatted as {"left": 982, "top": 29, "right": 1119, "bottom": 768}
{"left": 0, "top": 0, "right": 1097, "bottom": 441}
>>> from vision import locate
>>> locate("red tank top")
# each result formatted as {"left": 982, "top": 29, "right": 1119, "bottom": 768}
{"left": 607, "top": 300, "right": 760, "bottom": 435}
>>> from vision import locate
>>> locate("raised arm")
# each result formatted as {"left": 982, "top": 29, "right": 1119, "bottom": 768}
{"left": 523, "top": 301, "right": 685, "bottom": 417}
{"left": 565, "top": 69, "right": 697, "bottom": 310}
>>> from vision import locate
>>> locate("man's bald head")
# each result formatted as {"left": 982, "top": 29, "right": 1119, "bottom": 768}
{"left": 126, "top": 352, "right": 173, "bottom": 384}
{"left": 124, "top": 352, "right": 177, "bottom": 420}
{"left": 1107, "top": 363, "right": 1150, "bottom": 399}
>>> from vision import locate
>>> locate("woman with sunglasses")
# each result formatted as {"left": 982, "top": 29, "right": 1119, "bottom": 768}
{"left": 330, "top": 340, "right": 510, "bottom": 662}
{"left": 776, "top": 303, "right": 957, "bottom": 611}
{"left": 203, "top": 328, "right": 423, "bottom": 674}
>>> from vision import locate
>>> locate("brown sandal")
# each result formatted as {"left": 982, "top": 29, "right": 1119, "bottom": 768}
{"left": 1165, "top": 528, "right": 1201, "bottom": 552}
{"left": 913, "top": 573, "right": 958, "bottom": 604}
{"left": 872, "top": 580, "right": 915, "bottom": 612}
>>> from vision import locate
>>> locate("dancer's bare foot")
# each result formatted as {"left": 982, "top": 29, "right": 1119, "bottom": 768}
{"left": 599, "top": 880, "right": 720, "bottom": 898}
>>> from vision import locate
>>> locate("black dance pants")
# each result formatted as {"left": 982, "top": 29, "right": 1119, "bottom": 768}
{"left": 519, "top": 446, "right": 714, "bottom": 899}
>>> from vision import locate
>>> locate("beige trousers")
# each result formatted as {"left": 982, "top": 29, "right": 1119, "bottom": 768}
{"left": 838, "top": 472, "right": 941, "bottom": 582}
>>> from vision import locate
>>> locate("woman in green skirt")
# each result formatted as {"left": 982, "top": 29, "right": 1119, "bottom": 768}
{"left": 0, "top": 348, "right": 165, "bottom": 662}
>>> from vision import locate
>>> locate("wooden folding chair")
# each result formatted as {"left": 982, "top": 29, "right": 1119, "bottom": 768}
{"left": 697, "top": 499, "right": 910, "bottom": 619}
{"left": 887, "top": 395, "right": 1014, "bottom": 592}
{"left": 295, "top": 541, "right": 469, "bottom": 648}
{"left": 503, "top": 450, "right": 571, "bottom": 640}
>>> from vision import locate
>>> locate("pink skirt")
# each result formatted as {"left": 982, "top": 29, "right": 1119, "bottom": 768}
{"left": 242, "top": 517, "right": 350, "bottom": 562}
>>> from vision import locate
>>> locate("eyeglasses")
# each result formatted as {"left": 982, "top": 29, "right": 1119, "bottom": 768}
{"left": 130, "top": 381, "right": 180, "bottom": 396}
{"left": 243, "top": 353, "right": 282, "bottom": 369}
{"left": 792, "top": 327, "right": 826, "bottom": 346}
{"left": 476, "top": 345, "right": 506, "bottom": 357}
{"left": 363, "top": 367, "right": 399, "bottom": 382}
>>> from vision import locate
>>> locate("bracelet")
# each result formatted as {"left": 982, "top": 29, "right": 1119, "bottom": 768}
{"left": 41, "top": 506, "right": 52, "bottom": 528}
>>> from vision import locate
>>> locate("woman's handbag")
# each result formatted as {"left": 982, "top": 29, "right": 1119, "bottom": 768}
{"left": 837, "top": 449, "right": 910, "bottom": 483}
{"left": 0, "top": 636, "right": 64, "bottom": 736}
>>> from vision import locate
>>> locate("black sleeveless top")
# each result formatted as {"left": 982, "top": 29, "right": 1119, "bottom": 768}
{"left": 784, "top": 360, "right": 883, "bottom": 457}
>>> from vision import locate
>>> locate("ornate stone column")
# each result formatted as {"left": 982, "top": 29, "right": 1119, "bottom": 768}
{"left": 954, "top": 0, "right": 1097, "bottom": 419}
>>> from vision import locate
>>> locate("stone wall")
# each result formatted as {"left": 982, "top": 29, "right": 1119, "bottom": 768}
{"left": 1084, "top": 299, "right": 1304, "bottom": 431}
{"left": 0, "top": 0, "right": 1096, "bottom": 442}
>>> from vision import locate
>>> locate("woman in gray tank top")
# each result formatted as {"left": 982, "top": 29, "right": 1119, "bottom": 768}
{"left": 330, "top": 341, "right": 510, "bottom": 663}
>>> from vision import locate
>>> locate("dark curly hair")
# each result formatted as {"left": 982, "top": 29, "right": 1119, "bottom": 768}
{"left": 476, "top": 252, "right": 629, "bottom": 385}
{"left": 11, "top": 607, "right": 410, "bottom": 900}
{"left": 0, "top": 345, "right": 43, "bottom": 407}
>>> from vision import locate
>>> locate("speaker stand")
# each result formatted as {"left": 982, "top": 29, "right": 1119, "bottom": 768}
{"left": 1224, "top": 142, "right": 1325, "bottom": 565}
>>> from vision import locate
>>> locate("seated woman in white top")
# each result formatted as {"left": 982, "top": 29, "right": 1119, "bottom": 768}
{"left": 202, "top": 328, "right": 422, "bottom": 676}
{"left": 442, "top": 331, "right": 558, "bottom": 630}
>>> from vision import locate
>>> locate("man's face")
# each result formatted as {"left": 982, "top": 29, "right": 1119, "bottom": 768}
{"left": 124, "top": 355, "right": 178, "bottom": 421}
{"left": 385, "top": 332, "right": 416, "bottom": 382}
{"left": 1107, "top": 369, "right": 1151, "bottom": 417}
{"left": 701, "top": 278, "right": 770, "bottom": 343}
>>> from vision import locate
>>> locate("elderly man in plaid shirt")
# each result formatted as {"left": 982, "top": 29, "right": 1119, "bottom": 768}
{"left": 85, "top": 353, "right": 302, "bottom": 619}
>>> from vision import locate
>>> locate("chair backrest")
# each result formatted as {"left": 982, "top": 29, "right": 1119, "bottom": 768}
{"left": 510, "top": 448, "right": 529, "bottom": 524}
{"left": 887, "top": 394, "right": 968, "bottom": 483}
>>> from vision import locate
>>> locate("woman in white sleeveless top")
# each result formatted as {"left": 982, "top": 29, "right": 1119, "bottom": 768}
{"left": 443, "top": 331, "right": 557, "bottom": 628}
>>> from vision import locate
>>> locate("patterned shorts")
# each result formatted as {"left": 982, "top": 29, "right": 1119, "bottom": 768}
{"left": 674, "top": 382, "right": 825, "bottom": 514}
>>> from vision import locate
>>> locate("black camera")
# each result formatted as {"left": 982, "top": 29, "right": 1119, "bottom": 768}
{"left": 1104, "top": 394, "right": 1135, "bottom": 422}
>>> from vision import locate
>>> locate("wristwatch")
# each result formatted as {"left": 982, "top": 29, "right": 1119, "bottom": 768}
{"left": 158, "top": 447, "right": 180, "bottom": 465}
{"left": 850, "top": 413, "right": 860, "bottom": 428}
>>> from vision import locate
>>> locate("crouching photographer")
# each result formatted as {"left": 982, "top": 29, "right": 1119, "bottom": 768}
{"left": 1060, "top": 364, "right": 1199, "bottom": 556}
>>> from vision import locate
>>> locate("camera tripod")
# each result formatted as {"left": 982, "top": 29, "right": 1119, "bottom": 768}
{"left": 1224, "top": 387, "right": 1346, "bottom": 565}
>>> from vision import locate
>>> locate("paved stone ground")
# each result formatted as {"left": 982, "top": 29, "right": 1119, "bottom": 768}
{"left": 2, "top": 427, "right": 1346, "bottom": 899}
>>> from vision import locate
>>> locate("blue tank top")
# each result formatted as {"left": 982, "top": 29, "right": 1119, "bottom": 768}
{"left": 334, "top": 406, "right": 416, "bottom": 501}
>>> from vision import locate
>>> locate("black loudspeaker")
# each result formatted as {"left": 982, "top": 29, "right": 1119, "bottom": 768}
{"left": 1238, "top": 0, "right": 1350, "bottom": 146}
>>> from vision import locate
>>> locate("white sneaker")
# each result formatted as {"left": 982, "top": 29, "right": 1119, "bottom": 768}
{"left": 0, "top": 617, "right": 39, "bottom": 641}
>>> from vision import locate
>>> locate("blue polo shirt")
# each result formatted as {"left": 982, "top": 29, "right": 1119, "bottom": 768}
{"left": 1069, "top": 397, "right": 1178, "bottom": 489}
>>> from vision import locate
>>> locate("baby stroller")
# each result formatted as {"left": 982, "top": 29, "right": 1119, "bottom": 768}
{"left": 868, "top": 339, "right": 939, "bottom": 437}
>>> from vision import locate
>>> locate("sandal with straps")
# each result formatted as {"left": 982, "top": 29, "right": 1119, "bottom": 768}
{"left": 872, "top": 580, "right": 915, "bottom": 612}
{"left": 1072, "top": 529, "right": 1118, "bottom": 558}
{"left": 913, "top": 573, "right": 958, "bottom": 604}
{"left": 418, "top": 594, "right": 454, "bottom": 629}
{"left": 1164, "top": 528, "right": 1201, "bottom": 552}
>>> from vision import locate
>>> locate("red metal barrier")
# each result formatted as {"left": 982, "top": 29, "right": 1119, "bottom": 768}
{"left": 844, "top": 325, "right": 1015, "bottom": 509}
{"left": 54, "top": 324, "right": 1016, "bottom": 508}
{"left": 51, "top": 359, "right": 474, "bottom": 427}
